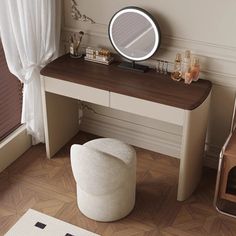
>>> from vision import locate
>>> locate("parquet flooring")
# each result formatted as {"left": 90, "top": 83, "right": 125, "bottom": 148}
{"left": 1, "top": 131, "right": 236, "bottom": 236}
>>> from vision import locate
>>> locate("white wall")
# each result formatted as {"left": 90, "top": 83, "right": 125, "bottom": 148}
{"left": 62, "top": 0, "right": 236, "bottom": 167}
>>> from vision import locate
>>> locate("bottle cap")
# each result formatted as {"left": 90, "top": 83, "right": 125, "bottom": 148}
{"left": 184, "top": 50, "right": 191, "bottom": 58}
{"left": 175, "top": 53, "right": 181, "bottom": 62}
{"left": 192, "top": 57, "right": 199, "bottom": 66}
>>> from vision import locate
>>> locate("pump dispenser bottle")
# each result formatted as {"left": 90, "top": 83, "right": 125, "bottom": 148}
{"left": 191, "top": 57, "right": 200, "bottom": 81}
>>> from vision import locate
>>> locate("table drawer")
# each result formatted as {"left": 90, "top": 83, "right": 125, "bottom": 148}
{"left": 42, "top": 76, "right": 109, "bottom": 107}
{"left": 110, "top": 92, "right": 184, "bottom": 126}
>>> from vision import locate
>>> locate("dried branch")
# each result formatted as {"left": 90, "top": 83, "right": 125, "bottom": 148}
{"left": 71, "top": 0, "right": 95, "bottom": 24}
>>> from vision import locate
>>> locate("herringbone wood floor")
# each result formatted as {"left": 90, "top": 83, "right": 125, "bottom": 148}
{"left": 1, "top": 131, "right": 236, "bottom": 236}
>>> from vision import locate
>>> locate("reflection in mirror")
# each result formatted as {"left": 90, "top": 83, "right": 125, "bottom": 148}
{"left": 109, "top": 7, "right": 161, "bottom": 72}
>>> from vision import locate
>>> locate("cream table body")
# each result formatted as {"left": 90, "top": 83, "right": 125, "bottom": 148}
{"left": 40, "top": 55, "right": 212, "bottom": 201}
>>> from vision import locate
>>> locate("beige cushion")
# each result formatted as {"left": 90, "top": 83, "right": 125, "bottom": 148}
{"left": 71, "top": 138, "right": 136, "bottom": 222}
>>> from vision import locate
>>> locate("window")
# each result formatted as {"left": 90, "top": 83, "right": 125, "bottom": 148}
{"left": 0, "top": 41, "right": 22, "bottom": 141}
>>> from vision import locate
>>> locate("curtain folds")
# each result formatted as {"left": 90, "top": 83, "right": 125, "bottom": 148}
{"left": 0, "top": 0, "right": 61, "bottom": 144}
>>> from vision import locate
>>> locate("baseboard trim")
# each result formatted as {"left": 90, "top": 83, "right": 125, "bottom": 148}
{"left": 81, "top": 116, "right": 181, "bottom": 159}
{"left": 81, "top": 115, "right": 219, "bottom": 169}
{"left": 204, "top": 154, "right": 219, "bottom": 169}
{"left": 0, "top": 125, "right": 32, "bottom": 172}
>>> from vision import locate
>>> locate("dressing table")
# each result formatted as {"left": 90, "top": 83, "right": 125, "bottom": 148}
{"left": 40, "top": 54, "right": 212, "bottom": 201}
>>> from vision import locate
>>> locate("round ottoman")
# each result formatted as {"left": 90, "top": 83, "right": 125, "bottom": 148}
{"left": 70, "top": 138, "right": 136, "bottom": 222}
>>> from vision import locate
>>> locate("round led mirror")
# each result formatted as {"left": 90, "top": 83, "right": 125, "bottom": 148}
{"left": 108, "top": 6, "right": 161, "bottom": 72}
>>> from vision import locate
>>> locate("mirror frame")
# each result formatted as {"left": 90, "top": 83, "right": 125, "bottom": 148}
{"left": 108, "top": 6, "right": 161, "bottom": 62}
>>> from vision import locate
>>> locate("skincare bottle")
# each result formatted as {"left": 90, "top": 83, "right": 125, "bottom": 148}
{"left": 182, "top": 50, "right": 192, "bottom": 84}
{"left": 190, "top": 57, "right": 200, "bottom": 81}
{"left": 171, "top": 53, "right": 182, "bottom": 81}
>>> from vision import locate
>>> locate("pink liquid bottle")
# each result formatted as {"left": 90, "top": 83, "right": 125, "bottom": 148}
{"left": 191, "top": 57, "right": 200, "bottom": 82}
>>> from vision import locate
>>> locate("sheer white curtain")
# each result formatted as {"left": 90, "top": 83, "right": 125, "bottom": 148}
{"left": 0, "top": 0, "right": 61, "bottom": 144}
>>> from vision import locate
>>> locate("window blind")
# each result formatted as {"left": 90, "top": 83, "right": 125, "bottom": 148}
{"left": 0, "top": 41, "right": 22, "bottom": 141}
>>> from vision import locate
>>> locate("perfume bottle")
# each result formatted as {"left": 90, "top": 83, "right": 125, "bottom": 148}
{"left": 163, "top": 61, "right": 168, "bottom": 74}
{"left": 171, "top": 53, "right": 182, "bottom": 81}
{"left": 182, "top": 50, "right": 192, "bottom": 84}
{"left": 190, "top": 57, "right": 200, "bottom": 81}
{"left": 159, "top": 60, "right": 164, "bottom": 73}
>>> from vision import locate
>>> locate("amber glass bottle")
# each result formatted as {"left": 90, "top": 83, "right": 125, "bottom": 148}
{"left": 171, "top": 53, "right": 182, "bottom": 81}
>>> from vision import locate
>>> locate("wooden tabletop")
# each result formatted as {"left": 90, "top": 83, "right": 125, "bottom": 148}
{"left": 41, "top": 54, "right": 212, "bottom": 110}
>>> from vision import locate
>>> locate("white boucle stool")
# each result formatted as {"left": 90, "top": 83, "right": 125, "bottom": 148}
{"left": 70, "top": 138, "right": 136, "bottom": 222}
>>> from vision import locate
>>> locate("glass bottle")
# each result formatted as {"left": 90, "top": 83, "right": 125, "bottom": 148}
{"left": 163, "top": 61, "right": 168, "bottom": 74}
{"left": 159, "top": 60, "right": 164, "bottom": 73}
{"left": 182, "top": 50, "right": 192, "bottom": 84}
{"left": 190, "top": 57, "right": 200, "bottom": 81}
{"left": 171, "top": 53, "right": 182, "bottom": 81}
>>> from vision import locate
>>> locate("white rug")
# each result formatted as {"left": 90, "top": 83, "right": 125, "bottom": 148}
{"left": 5, "top": 209, "right": 100, "bottom": 236}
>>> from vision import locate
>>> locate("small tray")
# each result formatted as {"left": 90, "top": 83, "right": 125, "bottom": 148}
{"left": 84, "top": 56, "right": 114, "bottom": 65}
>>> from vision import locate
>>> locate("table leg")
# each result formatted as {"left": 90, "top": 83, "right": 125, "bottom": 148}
{"left": 177, "top": 93, "right": 211, "bottom": 201}
{"left": 41, "top": 79, "right": 79, "bottom": 158}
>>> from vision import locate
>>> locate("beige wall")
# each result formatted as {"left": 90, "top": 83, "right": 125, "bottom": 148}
{"left": 62, "top": 0, "right": 236, "bottom": 166}
{"left": 64, "top": 0, "right": 236, "bottom": 47}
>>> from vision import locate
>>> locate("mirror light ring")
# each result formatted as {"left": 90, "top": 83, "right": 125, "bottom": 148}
{"left": 108, "top": 7, "right": 161, "bottom": 62}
